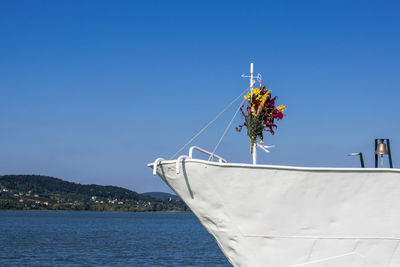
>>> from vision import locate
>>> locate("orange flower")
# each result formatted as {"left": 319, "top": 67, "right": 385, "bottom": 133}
{"left": 277, "top": 105, "right": 286, "bottom": 112}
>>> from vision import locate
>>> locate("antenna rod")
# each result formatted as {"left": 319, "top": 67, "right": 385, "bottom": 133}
{"left": 250, "top": 63, "right": 254, "bottom": 89}
{"left": 250, "top": 63, "right": 254, "bottom": 99}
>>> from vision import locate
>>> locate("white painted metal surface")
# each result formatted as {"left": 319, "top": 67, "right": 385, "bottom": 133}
{"left": 252, "top": 143, "right": 257, "bottom": 165}
{"left": 149, "top": 157, "right": 400, "bottom": 267}
{"left": 189, "top": 146, "right": 227, "bottom": 163}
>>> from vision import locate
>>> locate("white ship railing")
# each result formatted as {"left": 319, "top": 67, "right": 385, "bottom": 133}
{"left": 189, "top": 146, "right": 227, "bottom": 163}
{"left": 152, "top": 158, "right": 165, "bottom": 175}
{"left": 176, "top": 155, "right": 190, "bottom": 174}
{"left": 152, "top": 146, "right": 227, "bottom": 175}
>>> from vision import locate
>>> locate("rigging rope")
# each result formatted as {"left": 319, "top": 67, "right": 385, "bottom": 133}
{"left": 209, "top": 97, "right": 246, "bottom": 161}
{"left": 170, "top": 86, "right": 250, "bottom": 160}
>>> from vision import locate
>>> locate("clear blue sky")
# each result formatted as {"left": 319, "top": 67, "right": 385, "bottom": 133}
{"left": 1, "top": 0, "right": 399, "bottom": 193}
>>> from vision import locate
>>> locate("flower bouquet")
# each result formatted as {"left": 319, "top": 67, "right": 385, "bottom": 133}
{"left": 236, "top": 85, "right": 286, "bottom": 152}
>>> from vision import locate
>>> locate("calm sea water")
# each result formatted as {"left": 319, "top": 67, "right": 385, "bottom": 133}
{"left": 0, "top": 212, "right": 230, "bottom": 266}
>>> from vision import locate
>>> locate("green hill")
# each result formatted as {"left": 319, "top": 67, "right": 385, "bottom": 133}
{"left": 0, "top": 175, "right": 189, "bottom": 212}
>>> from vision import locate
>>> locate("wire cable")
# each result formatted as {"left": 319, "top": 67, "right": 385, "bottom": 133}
{"left": 170, "top": 86, "right": 250, "bottom": 159}
{"left": 209, "top": 97, "right": 246, "bottom": 161}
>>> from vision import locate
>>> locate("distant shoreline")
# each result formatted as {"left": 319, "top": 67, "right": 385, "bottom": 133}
{"left": 0, "top": 174, "right": 189, "bottom": 213}
{"left": 0, "top": 209, "right": 191, "bottom": 213}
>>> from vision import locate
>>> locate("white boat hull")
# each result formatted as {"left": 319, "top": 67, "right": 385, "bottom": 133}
{"left": 150, "top": 159, "right": 400, "bottom": 267}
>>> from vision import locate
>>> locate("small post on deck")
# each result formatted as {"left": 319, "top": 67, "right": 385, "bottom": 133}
{"left": 348, "top": 152, "right": 365, "bottom": 168}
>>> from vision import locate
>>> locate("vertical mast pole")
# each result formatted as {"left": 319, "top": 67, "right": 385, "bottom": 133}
{"left": 250, "top": 63, "right": 257, "bottom": 165}
{"left": 250, "top": 63, "right": 254, "bottom": 97}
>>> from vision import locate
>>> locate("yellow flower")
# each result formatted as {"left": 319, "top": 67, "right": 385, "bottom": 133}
{"left": 244, "top": 89, "right": 271, "bottom": 103}
{"left": 277, "top": 105, "right": 286, "bottom": 112}
{"left": 252, "top": 89, "right": 261, "bottom": 97}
